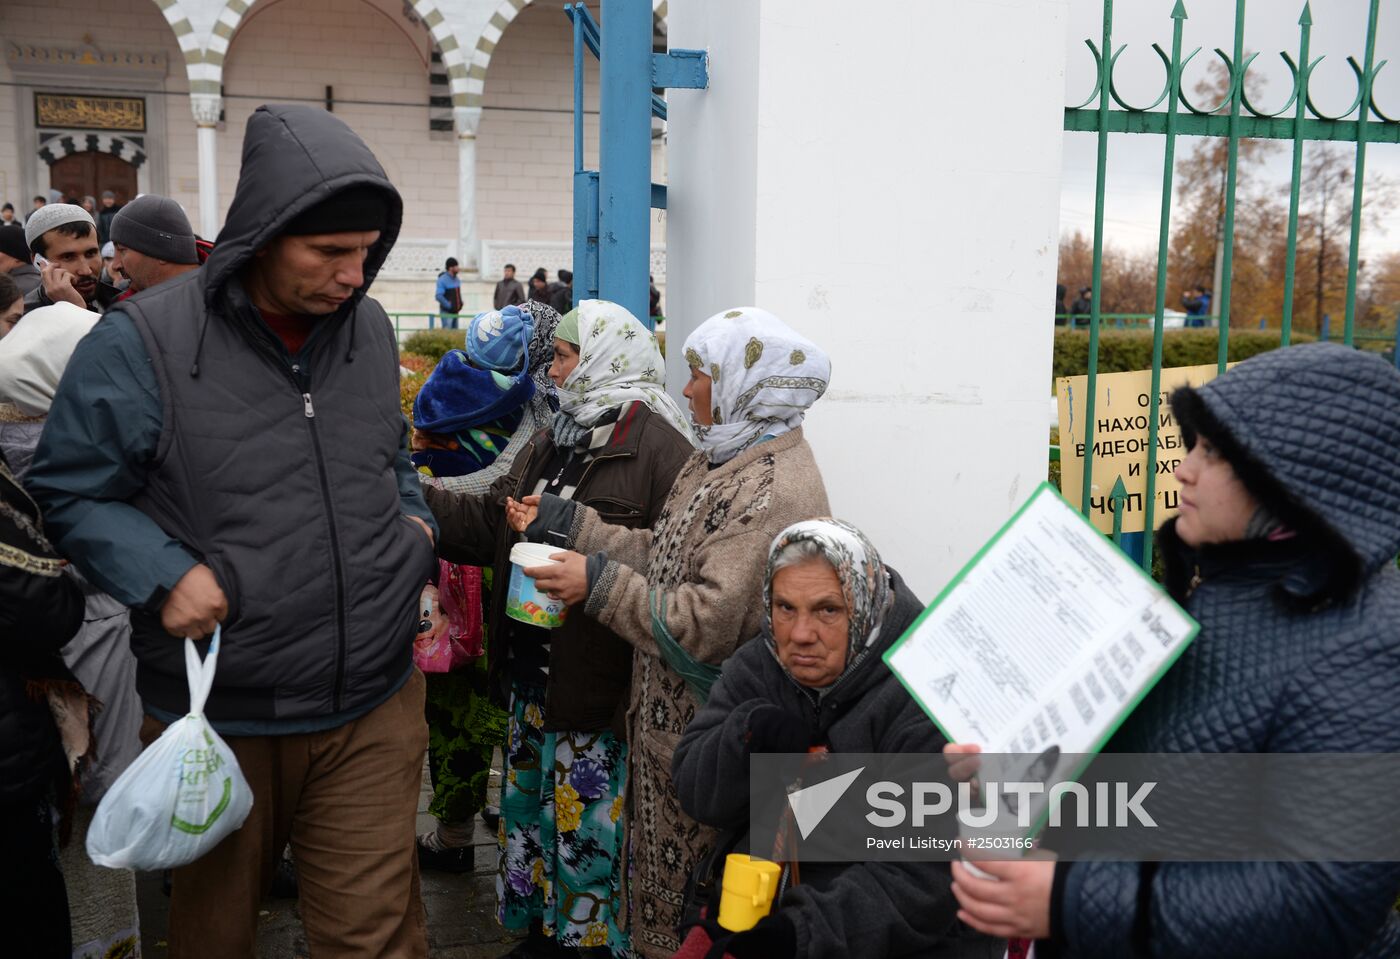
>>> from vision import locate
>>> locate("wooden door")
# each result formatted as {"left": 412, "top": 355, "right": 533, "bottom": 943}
{"left": 50, "top": 153, "right": 137, "bottom": 204}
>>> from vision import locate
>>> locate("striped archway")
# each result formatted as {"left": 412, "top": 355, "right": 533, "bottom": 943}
{"left": 463, "top": 0, "right": 669, "bottom": 108}
{"left": 148, "top": 0, "right": 217, "bottom": 96}
{"left": 39, "top": 132, "right": 148, "bottom": 170}
{"left": 196, "top": 0, "right": 473, "bottom": 107}
{"left": 461, "top": 0, "right": 530, "bottom": 109}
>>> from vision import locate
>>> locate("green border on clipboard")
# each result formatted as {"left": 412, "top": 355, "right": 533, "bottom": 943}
{"left": 881, "top": 481, "right": 1201, "bottom": 836}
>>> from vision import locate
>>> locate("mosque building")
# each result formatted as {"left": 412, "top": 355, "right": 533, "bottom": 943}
{"left": 0, "top": 0, "right": 670, "bottom": 315}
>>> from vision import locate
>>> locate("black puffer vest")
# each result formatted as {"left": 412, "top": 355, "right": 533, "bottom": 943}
{"left": 121, "top": 271, "right": 433, "bottom": 722}
{"left": 117, "top": 103, "right": 434, "bottom": 722}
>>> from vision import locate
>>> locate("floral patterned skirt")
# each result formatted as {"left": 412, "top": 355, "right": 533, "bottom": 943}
{"left": 497, "top": 680, "right": 631, "bottom": 956}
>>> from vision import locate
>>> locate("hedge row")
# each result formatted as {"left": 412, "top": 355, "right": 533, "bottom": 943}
{"left": 403, "top": 328, "right": 670, "bottom": 363}
{"left": 401, "top": 329, "right": 467, "bottom": 363}
{"left": 1052, "top": 329, "right": 1315, "bottom": 381}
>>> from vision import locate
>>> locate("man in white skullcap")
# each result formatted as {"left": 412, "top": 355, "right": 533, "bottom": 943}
{"left": 22, "top": 203, "right": 119, "bottom": 315}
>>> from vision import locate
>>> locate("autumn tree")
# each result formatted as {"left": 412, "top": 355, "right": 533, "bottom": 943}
{"left": 1060, "top": 63, "right": 1399, "bottom": 333}
{"left": 1168, "top": 62, "right": 1279, "bottom": 327}
{"left": 1359, "top": 250, "right": 1400, "bottom": 329}
{"left": 1058, "top": 230, "right": 1158, "bottom": 317}
{"left": 1254, "top": 145, "right": 1400, "bottom": 334}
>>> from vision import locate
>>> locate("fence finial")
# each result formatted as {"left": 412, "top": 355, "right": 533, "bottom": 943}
{"left": 1298, "top": 2, "right": 1312, "bottom": 27}
{"left": 1171, "top": 0, "right": 1188, "bottom": 20}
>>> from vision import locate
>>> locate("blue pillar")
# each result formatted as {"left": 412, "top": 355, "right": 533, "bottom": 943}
{"left": 597, "top": 0, "right": 652, "bottom": 324}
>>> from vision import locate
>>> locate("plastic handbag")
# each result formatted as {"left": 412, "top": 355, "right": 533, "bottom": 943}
{"left": 413, "top": 560, "right": 485, "bottom": 672}
{"left": 86, "top": 626, "right": 253, "bottom": 870}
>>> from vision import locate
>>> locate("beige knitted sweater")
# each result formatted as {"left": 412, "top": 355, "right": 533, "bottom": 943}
{"left": 570, "top": 426, "right": 831, "bottom": 957}
{"left": 576, "top": 426, "right": 830, "bottom": 666}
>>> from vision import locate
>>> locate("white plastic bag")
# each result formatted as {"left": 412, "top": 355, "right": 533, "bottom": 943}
{"left": 87, "top": 626, "right": 253, "bottom": 869}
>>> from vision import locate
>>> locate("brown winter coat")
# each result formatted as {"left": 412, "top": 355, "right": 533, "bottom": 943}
{"left": 423, "top": 401, "right": 692, "bottom": 735}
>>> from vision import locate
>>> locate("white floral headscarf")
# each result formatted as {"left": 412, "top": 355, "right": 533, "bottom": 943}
{"left": 558, "top": 299, "right": 695, "bottom": 442}
{"left": 762, "top": 518, "right": 893, "bottom": 692}
{"left": 682, "top": 307, "right": 831, "bottom": 465}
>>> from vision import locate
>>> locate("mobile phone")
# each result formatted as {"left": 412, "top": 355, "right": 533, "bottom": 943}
{"left": 33, "top": 253, "right": 49, "bottom": 268}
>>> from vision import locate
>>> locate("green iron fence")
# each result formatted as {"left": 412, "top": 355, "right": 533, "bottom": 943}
{"left": 387, "top": 314, "right": 457, "bottom": 344}
{"left": 1064, "top": 0, "right": 1398, "bottom": 568}
{"left": 1056, "top": 314, "right": 1400, "bottom": 352}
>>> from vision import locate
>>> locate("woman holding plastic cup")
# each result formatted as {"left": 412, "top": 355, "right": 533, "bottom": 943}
{"left": 506, "top": 307, "right": 835, "bottom": 958}
{"left": 422, "top": 300, "right": 693, "bottom": 958}
{"left": 668, "top": 519, "right": 1001, "bottom": 959}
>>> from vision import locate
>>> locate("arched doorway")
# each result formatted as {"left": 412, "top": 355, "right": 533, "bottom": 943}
{"left": 50, "top": 152, "right": 138, "bottom": 205}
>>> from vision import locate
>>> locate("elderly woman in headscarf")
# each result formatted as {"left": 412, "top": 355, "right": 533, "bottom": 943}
{"left": 423, "top": 299, "right": 694, "bottom": 958}
{"left": 508, "top": 306, "right": 834, "bottom": 957}
{"left": 411, "top": 303, "right": 555, "bottom": 873}
{"left": 669, "top": 520, "right": 1002, "bottom": 959}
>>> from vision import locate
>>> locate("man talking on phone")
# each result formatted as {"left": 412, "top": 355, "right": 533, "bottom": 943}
{"left": 22, "top": 203, "right": 120, "bottom": 314}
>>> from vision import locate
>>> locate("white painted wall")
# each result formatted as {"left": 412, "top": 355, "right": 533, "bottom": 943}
{"left": 663, "top": 0, "right": 758, "bottom": 372}
{"left": 667, "top": 0, "right": 1068, "bottom": 599}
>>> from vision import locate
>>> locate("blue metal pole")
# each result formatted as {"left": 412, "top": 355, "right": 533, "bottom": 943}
{"left": 569, "top": 4, "right": 592, "bottom": 309}
{"left": 1320, "top": 312, "right": 1330, "bottom": 342}
{"left": 573, "top": 5, "right": 584, "bottom": 174}
{"left": 597, "top": 0, "right": 652, "bottom": 326}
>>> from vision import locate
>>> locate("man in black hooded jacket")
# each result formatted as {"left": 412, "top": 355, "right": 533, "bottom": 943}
{"left": 28, "top": 104, "right": 438, "bottom": 958}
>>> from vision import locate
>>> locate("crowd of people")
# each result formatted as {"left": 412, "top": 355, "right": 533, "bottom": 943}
{"left": 2, "top": 102, "right": 1399, "bottom": 959}
{"left": 431, "top": 261, "right": 659, "bottom": 332}
{"left": 1053, "top": 282, "right": 1214, "bottom": 326}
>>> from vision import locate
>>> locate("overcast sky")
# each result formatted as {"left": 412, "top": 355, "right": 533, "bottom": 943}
{"left": 1059, "top": 0, "right": 1400, "bottom": 258}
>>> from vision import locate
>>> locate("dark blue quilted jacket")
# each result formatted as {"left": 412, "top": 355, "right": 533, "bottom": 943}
{"left": 1054, "top": 343, "right": 1400, "bottom": 959}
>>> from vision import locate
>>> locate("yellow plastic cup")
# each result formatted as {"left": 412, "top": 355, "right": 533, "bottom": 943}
{"left": 717, "top": 854, "right": 781, "bottom": 932}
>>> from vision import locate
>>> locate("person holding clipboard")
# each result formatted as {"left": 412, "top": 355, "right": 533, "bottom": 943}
{"left": 946, "top": 343, "right": 1400, "bottom": 958}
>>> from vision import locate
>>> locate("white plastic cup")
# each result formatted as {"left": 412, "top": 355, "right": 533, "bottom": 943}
{"left": 505, "top": 542, "right": 570, "bottom": 629}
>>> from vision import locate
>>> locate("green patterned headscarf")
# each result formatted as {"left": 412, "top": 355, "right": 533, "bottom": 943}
{"left": 557, "top": 299, "right": 696, "bottom": 442}
{"left": 554, "top": 308, "right": 581, "bottom": 347}
{"left": 681, "top": 307, "right": 831, "bottom": 465}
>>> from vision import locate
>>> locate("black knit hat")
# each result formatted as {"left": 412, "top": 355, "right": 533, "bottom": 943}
{"left": 0, "top": 226, "right": 30, "bottom": 264}
{"left": 110, "top": 195, "right": 198, "bottom": 264}
{"left": 283, "top": 184, "right": 390, "bottom": 236}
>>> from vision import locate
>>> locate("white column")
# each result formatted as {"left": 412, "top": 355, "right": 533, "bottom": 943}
{"left": 191, "top": 93, "right": 222, "bottom": 238}
{"left": 667, "top": 0, "right": 1069, "bottom": 599}
{"left": 455, "top": 106, "right": 483, "bottom": 273}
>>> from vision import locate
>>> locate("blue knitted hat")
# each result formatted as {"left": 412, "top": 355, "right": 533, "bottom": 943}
{"left": 413, "top": 348, "right": 535, "bottom": 433}
{"left": 465, "top": 305, "right": 532, "bottom": 374}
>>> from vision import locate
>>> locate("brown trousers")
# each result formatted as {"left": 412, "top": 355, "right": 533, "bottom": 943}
{"left": 142, "top": 670, "right": 429, "bottom": 959}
